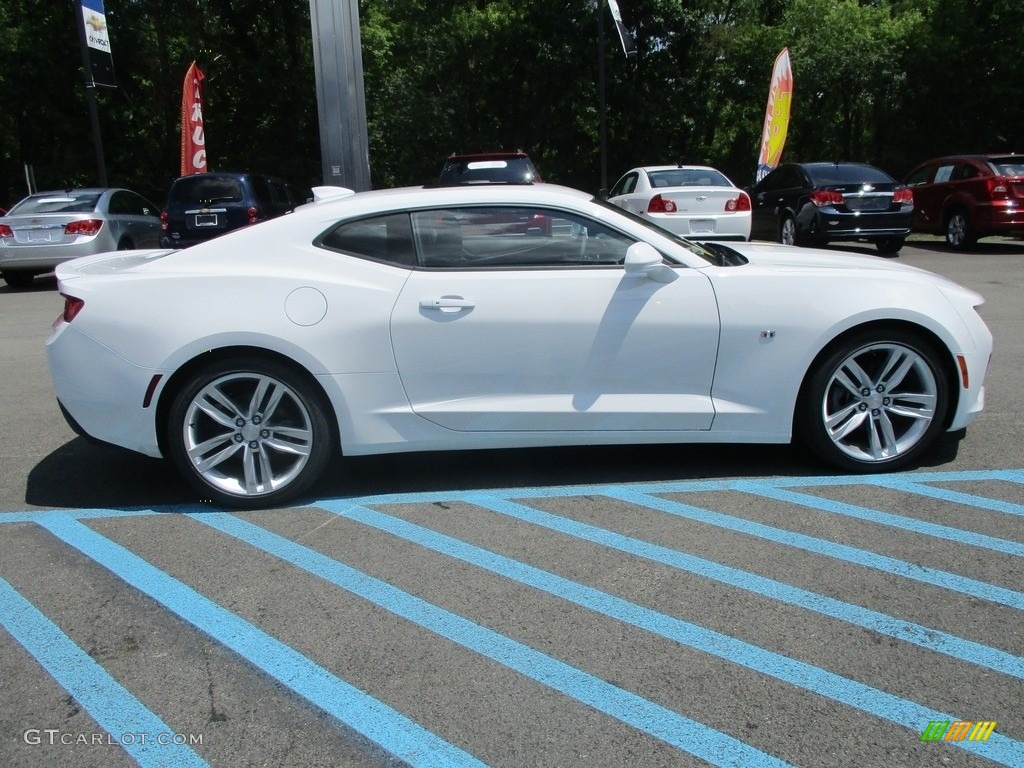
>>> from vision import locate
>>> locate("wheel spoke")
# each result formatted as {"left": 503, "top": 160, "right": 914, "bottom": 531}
{"left": 876, "top": 349, "right": 915, "bottom": 391}
{"left": 196, "top": 387, "right": 244, "bottom": 427}
{"left": 825, "top": 403, "right": 867, "bottom": 439}
{"left": 191, "top": 437, "right": 244, "bottom": 473}
{"left": 264, "top": 435, "right": 312, "bottom": 457}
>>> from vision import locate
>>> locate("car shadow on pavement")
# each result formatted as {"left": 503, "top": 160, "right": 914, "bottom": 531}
{"left": 24, "top": 434, "right": 961, "bottom": 511}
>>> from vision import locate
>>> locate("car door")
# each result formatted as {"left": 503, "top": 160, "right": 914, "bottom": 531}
{"left": 390, "top": 205, "right": 720, "bottom": 433}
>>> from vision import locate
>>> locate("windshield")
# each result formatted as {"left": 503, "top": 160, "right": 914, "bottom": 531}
{"left": 11, "top": 192, "right": 101, "bottom": 214}
{"left": 170, "top": 176, "right": 245, "bottom": 205}
{"left": 592, "top": 198, "right": 718, "bottom": 265}
{"left": 992, "top": 158, "right": 1024, "bottom": 177}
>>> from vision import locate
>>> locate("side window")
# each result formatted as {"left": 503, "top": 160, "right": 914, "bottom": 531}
{"left": 318, "top": 213, "right": 416, "bottom": 268}
{"left": 410, "top": 207, "right": 636, "bottom": 269}
{"left": 250, "top": 176, "right": 273, "bottom": 208}
{"left": 610, "top": 173, "right": 638, "bottom": 197}
{"left": 108, "top": 191, "right": 132, "bottom": 215}
{"left": 933, "top": 164, "right": 956, "bottom": 184}
{"left": 955, "top": 164, "right": 979, "bottom": 181}
{"left": 905, "top": 165, "right": 933, "bottom": 187}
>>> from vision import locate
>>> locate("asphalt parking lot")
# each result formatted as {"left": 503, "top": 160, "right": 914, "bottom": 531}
{"left": 1, "top": 237, "right": 1022, "bottom": 768}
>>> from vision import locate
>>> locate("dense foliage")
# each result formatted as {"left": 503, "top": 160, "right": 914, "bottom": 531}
{"left": 1, "top": 0, "right": 1021, "bottom": 207}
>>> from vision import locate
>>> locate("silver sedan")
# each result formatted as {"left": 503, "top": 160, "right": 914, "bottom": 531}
{"left": 0, "top": 187, "right": 162, "bottom": 288}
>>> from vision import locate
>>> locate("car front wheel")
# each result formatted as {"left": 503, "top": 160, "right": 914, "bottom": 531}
{"left": 797, "top": 330, "right": 949, "bottom": 472}
{"left": 167, "top": 357, "right": 333, "bottom": 508}
{"left": 779, "top": 215, "right": 798, "bottom": 246}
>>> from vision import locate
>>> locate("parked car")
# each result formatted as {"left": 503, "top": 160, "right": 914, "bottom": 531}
{"left": 47, "top": 183, "right": 991, "bottom": 508}
{"left": 436, "top": 151, "right": 542, "bottom": 186}
{"left": 605, "top": 164, "right": 751, "bottom": 241}
{"left": 160, "top": 172, "right": 309, "bottom": 249}
{"left": 748, "top": 162, "right": 913, "bottom": 255}
{"left": 0, "top": 187, "right": 161, "bottom": 289}
{"left": 903, "top": 153, "right": 1024, "bottom": 250}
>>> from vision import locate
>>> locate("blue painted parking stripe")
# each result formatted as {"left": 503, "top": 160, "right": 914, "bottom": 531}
{"left": 190, "top": 510, "right": 795, "bottom": 768}
{"left": 462, "top": 494, "right": 1023, "bottom": 680}
{"left": 734, "top": 483, "right": 1024, "bottom": 557}
{"left": 33, "top": 513, "right": 488, "bottom": 768}
{"left": 607, "top": 488, "right": 1024, "bottom": 611}
{"left": 308, "top": 500, "right": 1024, "bottom": 766}
{"left": 0, "top": 576, "right": 209, "bottom": 768}
{"left": 875, "top": 480, "right": 1024, "bottom": 518}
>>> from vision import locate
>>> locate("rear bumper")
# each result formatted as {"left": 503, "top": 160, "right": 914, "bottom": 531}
{"left": 801, "top": 208, "right": 912, "bottom": 241}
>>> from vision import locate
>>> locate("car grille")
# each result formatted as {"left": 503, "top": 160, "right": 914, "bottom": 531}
{"left": 844, "top": 195, "right": 891, "bottom": 212}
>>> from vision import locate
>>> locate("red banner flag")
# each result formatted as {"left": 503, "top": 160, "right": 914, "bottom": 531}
{"left": 180, "top": 61, "right": 207, "bottom": 176}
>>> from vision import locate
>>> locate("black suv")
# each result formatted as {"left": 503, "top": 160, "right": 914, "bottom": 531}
{"left": 436, "top": 151, "right": 542, "bottom": 186}
{"left": 160, "top": 172, "right": 309, "bottom": 248}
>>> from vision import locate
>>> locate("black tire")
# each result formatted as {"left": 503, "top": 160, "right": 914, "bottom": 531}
{"left": 875, "top": 237, "right": 904, "bottom": 256}
{"left": 166, "top": 357, "right": 334, "bottom": 508}
{"left": 945, "top": 210, "right": 976, "bottom": 250}
{"left": 796, "top": 329, "right": 949, "bottom": 473}
{"left": 117, "top": 238, "right": 134, "bottom": 250}
{"left": 2, "top": 271, "right": 35, "bottom": 289}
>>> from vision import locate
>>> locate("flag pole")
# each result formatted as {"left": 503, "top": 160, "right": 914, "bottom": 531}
{"left": 598, "top": 0, "right": 607, "bottom": 193}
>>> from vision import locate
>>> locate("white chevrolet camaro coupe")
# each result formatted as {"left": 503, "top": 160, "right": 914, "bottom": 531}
{"left": 46, "top": 183, "right": 992, "bottom": 508}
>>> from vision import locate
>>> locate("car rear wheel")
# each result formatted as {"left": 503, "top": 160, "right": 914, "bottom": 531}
{"left": 2, "top": 271, "right": 35, "bottom": 289}
{"left": 779, "top": 215, "right": 798, "bottom": 246}
{"left": 945, "top": 210, "right": 976, "bottom": 250}
{"left": 167, "top": 357, "right": 333, "bottom": 508}
{"left": 875, "top": 237, "right": 904, "bottom": 256}
{"left": 797, "top": 330, "right": 949, "bottom": 472}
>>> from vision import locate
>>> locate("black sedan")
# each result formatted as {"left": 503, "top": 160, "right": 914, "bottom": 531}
{"left": 747, "top": 162, "right": 913, "bottom": 255}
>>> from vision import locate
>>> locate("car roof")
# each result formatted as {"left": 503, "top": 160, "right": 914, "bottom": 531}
{"left": 445, "top": 151, "right": 530, "bottom": 161}
{"left": 637, "top": 165, "right": 720, "bottom": 172}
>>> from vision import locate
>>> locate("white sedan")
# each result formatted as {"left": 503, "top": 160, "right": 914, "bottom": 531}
{"left": 47, "top": 183, "right": 991, "bottom": 508}
{"left": 606, "top": 165, "right": 751, "bottom": 241}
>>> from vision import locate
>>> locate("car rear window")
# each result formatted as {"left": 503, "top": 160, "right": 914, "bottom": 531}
{"left": 805, "top": 164, "right": 894, "bottom": 186}
{"left": 647, "top": 169, "right": 731, "bottom": 188}
{"left": 991, "top": 158, "right": 1024, "bottom": 177}
{"left": 10, "top": 193, "right": 101, "bottom": 214}
{"left": 439, "top": 158, "right": 539, "bottom": 185}
{"left": 169, "top": 176, "right": 245, "bottom": 205}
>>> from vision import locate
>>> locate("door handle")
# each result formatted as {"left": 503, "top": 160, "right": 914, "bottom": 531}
{"left": 419, "top": 297, "right": 475, "bottom": 312}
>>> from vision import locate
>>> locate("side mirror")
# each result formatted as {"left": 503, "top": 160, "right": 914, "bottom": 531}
{"left": 624, "top": 242, "right": 676, "bottom": 283}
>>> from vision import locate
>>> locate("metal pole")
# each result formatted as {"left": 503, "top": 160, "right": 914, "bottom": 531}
{"left": 598, "top": 0, "right": 608, "bottom": 192}
{"left": 75, "top": 0, "right": 108, "bottom": 186}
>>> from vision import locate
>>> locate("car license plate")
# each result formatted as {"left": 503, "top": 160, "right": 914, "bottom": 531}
{"left": 26, "top": 230, "right": 53, "bottom": 243}
{"left": 689, "top": 220, "right": 715, "bottom": 234}
{"left": 194, "top": 213, "right": 218, "bottom": 227}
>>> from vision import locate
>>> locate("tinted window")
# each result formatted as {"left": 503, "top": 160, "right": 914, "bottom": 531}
{"left": 647, "top": 169, "right": 731, "bottom": 188}
{"left": 169, "top": 176, "right": 243, "bottom": 205}
{"left": 411, "top": 207, "right": 635, "bottom": 268}
{"left": 438, "top": 157, "right": 539, "bottom": 185}
{"left": 318, "top": 213, "right": 416, "bottom": 268}
{"left": 991, "top": 157, "right": 1024, "bottom": 176}
{"left": 804, "top": 164, "right": 894, "bottom": 185}
{"left": 11, "top": 192, "right": 101, "bottom": 214}
{"left": 609, "top": 173, "right": 638, "bottom": 197}
{"left": 905, "top": 165, "right": 933, "bottom": 186}
{"left": 108, "top": 191, "right": 156, "bottom": 216}
{"left": 250, "top": 177, "right": 273, "bottom": 208}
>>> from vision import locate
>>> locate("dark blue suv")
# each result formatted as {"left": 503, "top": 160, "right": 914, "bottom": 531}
{"left": 160, "top": 172, "right": 309, "bottom": 249}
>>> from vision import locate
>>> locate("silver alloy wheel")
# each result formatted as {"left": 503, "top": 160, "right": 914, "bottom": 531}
{"left": 182, "top": 372, "right": 314, "bottom": 497}
{"left": 820, "top": 341, "right": 939, "bottom": 463}
{"left": 946, "top": 212, "right": 968, "bottom": 248}
{"left": 780, "top": 216, "right": 797, "bottom": 246}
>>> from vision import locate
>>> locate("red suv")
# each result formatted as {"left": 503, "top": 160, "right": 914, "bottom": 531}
{"left": 904, "top": 154, "right": 1024, "bottom": 249}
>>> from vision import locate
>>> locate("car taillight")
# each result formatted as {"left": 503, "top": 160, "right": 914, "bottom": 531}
{"left": 892, "top": 187, "right": 914, "bottom": 205}
{"left": 61, "top": 293, "right": 84, "bottom": 323}
{"left": 986, "top": 177, "right": 1011, "bottom": 200}
{"left": 160, "top": 210, "right": 169, "bottom": 231}
{"left": 0, "top": 224, "right": 12, "bottom": 237}
{"left": 247, "top": 206, "right": 258, "bottom": 225}
{"left": 810, "top": 189, "right": 844, "bottom": 207}
{"left": 64, "top": 219, "right": 103, "bottom": 236}
{"left": 726, "top": 193, "right": 751, "bottom": 212}
{"left": 648, "top": 194, "right": 677, "bottom": 213}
